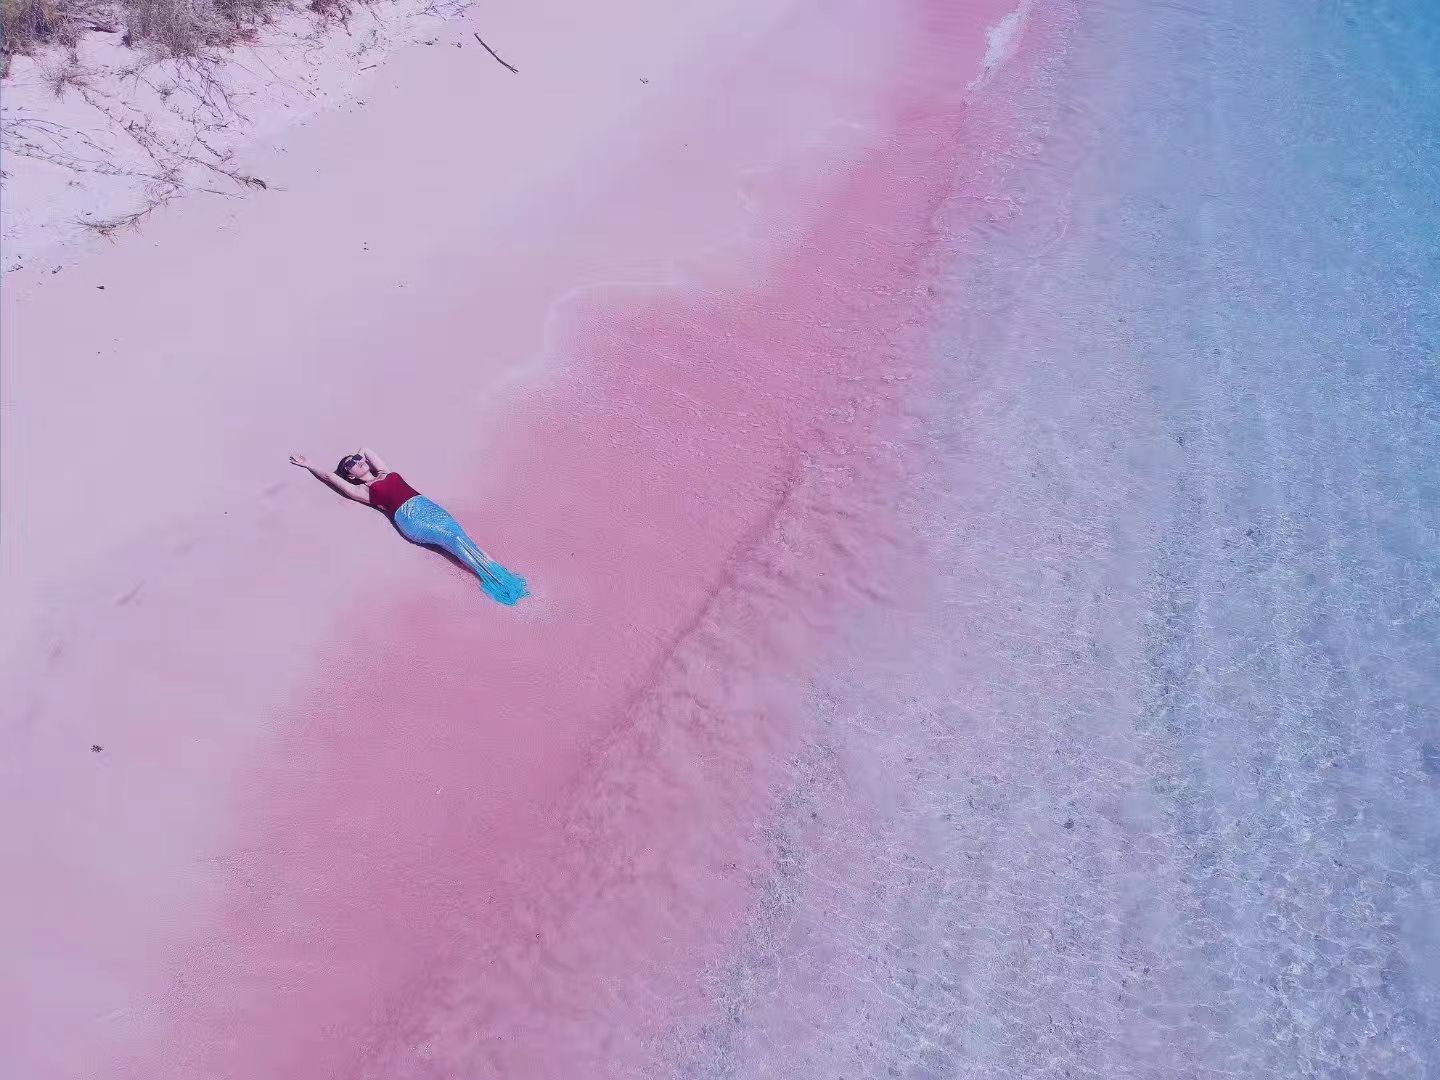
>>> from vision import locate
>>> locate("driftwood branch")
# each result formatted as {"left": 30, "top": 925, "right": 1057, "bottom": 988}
{"left": 472, "top": 32, "right": 518, "bottom": 74}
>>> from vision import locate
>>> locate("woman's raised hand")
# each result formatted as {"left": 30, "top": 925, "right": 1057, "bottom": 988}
{"left": 289, "top": 453, "right": 313, "bottom": 469}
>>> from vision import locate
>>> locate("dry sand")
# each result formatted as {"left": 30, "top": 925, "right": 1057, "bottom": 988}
{"left": 0, "top": 0, "right": 475, "bottom": 273}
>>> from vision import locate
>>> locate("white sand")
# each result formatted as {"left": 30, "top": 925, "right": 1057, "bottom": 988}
{"left": 2, "top": 0, "right": 465, "bottom": 273}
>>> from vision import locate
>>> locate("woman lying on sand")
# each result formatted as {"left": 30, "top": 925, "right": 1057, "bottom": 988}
{"left": 289, "top": 447, "right": 528, "bottom": 606}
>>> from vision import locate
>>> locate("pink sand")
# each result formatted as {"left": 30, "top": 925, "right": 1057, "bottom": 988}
{"left": 1, "top": 0, "right": 1025, "bottom": 1074}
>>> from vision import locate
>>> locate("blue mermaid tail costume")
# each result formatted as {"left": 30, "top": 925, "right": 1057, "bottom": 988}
{"left": 392, "top": 495, "right": 529, "bottom": 606}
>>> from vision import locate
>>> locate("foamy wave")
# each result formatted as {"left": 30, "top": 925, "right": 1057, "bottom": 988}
{"left": 970, "top": 0, "right": 1033, "bottom": 89}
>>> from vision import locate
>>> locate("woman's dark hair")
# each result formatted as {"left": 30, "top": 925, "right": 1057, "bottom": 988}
{"left": 336, "top": 454, "right": 365, "bottom": 484}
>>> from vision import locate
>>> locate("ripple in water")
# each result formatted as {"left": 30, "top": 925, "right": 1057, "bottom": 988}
{"left": 673, "top": 1, "right": 1440, "bottom": 1076}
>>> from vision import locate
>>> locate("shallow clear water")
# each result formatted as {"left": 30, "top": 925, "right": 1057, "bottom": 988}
{"left": 674, "top": 1, "right": 1440, "bottom": 1076}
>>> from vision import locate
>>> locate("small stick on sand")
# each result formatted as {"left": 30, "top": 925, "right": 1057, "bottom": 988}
{"left": 473, "top": 32, "right": 519, "bottom": 74}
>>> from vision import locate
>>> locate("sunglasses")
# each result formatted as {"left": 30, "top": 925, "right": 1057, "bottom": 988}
{"left": 340, "top": 454, "right": 365, "bottom": 473}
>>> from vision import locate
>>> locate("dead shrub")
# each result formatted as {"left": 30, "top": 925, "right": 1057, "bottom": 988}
{"left": 2, "top": 0, "right": 81, "bottom": 68}
{"left": 3, "top": 0, "right": 296, "bottom": 69}
{"left": 122, "top": 0, "right": 274, "bottom": 56}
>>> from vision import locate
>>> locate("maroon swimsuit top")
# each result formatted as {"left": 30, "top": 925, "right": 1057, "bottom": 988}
{"left": 369, "top": 472, "right": 421, "bottom": 517}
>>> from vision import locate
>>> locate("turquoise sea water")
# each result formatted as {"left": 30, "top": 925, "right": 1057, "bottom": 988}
{"left": 674, "top": 1, "right": 1440, "bottom": 1075}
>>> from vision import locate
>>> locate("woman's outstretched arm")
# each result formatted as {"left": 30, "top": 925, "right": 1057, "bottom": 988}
{"left": 290, "top": 454, "right": 372, "bottom": 503}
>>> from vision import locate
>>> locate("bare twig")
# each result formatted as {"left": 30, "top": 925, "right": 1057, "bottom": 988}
{"left": 472, "top": 31, "right": 517, "bottom": 74}
{"left": 78, "top": 188, "right": 181, "bottom": 236}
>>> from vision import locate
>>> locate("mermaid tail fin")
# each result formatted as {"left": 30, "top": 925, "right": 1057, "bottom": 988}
{"left": 477, "top": 559, "right": 530, "bottom": 607}
{"left": 456, "top": 538, "right": 529, "bottom": 606}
